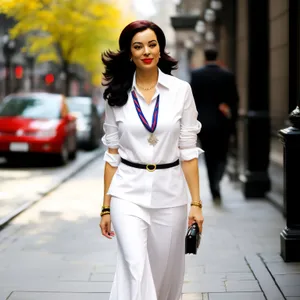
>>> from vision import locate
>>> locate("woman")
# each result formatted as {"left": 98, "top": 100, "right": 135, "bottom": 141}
{"left": 100, "top": 20, "right": 204, "bottom": 300}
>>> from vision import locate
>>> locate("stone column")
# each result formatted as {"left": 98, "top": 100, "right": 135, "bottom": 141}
{"left": 240, "top": 0, "right": 271, "bottom": 197}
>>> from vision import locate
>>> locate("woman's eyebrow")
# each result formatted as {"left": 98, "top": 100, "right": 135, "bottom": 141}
{"left": 132, "top": 40, "right": 157, "bottom": 45}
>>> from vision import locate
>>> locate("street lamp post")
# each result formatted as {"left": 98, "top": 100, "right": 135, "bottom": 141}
{"left": 195, "top": 20, "right": 206, "bottom": 35}
{"left": 205, "top": 31, "right": 215, "bottom": 43}
{"left": 2, "top": 35, "right": 17, "bottom": 95}
{"left": 204, "top": 8, "right": 216, "bottom": 23}
{"left": 210, "top": 0, "right": 223, "bottom": 11}
{"left": 278, "top": 103, "right": 300, "bottom": 262}
{"left": 202, "top": 3, "right": 221, "bottom": 48}
{"left": 184, "top": 39, "right": 194, "bottom": 61}
{"left": 25, "top": 54, "right": 35, "bottom": 91}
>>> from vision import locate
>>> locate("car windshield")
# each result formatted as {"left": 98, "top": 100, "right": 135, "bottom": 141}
{"left": 0, "top": 94, "right": 61, "bottom": 119}
{"left": 67, "top": 97, "right": 91, "bottom": 117}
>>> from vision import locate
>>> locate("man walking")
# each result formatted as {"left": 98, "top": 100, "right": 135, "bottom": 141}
{"left": 190, "top": 47, "right": 239, "bottom": 201}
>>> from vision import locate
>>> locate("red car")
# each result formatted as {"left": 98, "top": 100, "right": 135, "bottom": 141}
{"left": 0, "top": 92, "right": 77, "bottom": 165}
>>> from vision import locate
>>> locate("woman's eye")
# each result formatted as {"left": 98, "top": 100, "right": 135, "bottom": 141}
{"left": 150, "top": 44, "right": 157, "bottom": 48}
{"left": 134, "top": 46, "right": 142, "bottom": 50}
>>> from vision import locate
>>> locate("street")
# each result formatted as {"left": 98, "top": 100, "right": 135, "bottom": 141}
{"left": 0, "top": 148, "right": 104, "bottom": 229}
{"left": 0, "top": 154, "right": 299, "bottom": 300}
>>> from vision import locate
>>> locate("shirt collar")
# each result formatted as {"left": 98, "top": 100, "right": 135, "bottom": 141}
{"left": 131, "top": 68, "right": 171, "bottom": 91}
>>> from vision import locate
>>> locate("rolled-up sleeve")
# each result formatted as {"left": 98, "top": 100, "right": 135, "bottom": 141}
{"left": 101, "top": 101, "right": 121, "bottom": 166}
{"left": 103, "top": 151, "right": 121, "bottom": 167}
{"left": 179, "top": 83, "right": 204, "bottom": 161}
{"left": 101, "top": 101, "right": 119, "bottom": 148}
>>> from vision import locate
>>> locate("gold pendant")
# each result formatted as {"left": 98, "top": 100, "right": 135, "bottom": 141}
{"left": 148, "top": 133, "right": 158, "bottom": 146}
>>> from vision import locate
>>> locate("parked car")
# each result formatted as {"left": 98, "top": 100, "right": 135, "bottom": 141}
{"left": 66, "top": 96, "right": 101, "bottom": 150}
{"left": 0, "top": 92, "right": 77, "bottom": 165}
{"left": 96, "top": 100, "right": 105, "bottom": 139}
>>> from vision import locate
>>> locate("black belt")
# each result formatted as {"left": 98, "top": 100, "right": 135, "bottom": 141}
{"left": 121, "top": 158, "right": 180, "bottom": 172}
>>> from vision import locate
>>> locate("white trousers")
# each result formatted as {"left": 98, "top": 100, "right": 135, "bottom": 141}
{"left": 109, "top": 197, "right": 188, "bottom": 300}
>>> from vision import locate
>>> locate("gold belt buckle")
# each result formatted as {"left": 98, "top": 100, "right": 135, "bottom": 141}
{"left": 146, "top": 164, "right": 156, "bottom": 172}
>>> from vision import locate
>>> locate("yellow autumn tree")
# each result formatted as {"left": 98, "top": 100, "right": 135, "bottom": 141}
{"left": 0, "top": 0, "right": 134, "bottom": 94}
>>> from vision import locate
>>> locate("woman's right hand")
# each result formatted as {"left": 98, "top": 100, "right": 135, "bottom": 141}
{"left": 100, "top": 214, "right": 115, "bottom": 239}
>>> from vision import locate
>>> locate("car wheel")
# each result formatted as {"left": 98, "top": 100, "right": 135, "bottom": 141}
{"left": 0, "top": 156, "right": 8, "bottom": 165}
{"left": 55, "top": 141, "right": 69, "bottom": 166}
{"left": 2, "top": 156, "right": 13, "bottom": 166}
{"left": 91, "top": 128, "right": 100, "bottom": 149}
{"left": 92, "top": 134, "right": 100, "bottom": 149}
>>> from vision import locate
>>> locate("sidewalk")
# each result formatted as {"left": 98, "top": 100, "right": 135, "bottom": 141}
{"left": 0, "top": 155, "right": 299, "bottom": 300}
{"left": 0, "top": 148, "right": 104, "bottom": 230}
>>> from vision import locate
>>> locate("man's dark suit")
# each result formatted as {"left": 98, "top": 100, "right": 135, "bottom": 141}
{"left": 190, "top": 64, "right": 239, "bottom": 199}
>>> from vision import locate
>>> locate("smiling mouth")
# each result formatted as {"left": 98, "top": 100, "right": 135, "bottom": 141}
{"left": 142, "top": 59, "right": 153, "bottom": 64}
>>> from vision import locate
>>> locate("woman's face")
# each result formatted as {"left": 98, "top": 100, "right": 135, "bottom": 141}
{"left": 130, "top": 28, "right": 160, "bottom": 71}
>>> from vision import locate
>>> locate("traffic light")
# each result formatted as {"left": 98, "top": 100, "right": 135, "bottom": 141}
{"left": 15, "top": 66, "right": 23, "bottom": 79}
{"left": 45, "top": 73, "right": 55, "bottom": 85}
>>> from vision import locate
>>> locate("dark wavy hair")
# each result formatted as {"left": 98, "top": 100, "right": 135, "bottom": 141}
{"left": 101, "top": 20, "right": 178, "bottom": 107}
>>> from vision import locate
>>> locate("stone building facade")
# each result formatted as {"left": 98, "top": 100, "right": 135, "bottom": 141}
{"left": 218, "top": 0, "right": 290, "bottom": 135}
{"left": 171, "top": 0, "right": 296, "bottom": 210}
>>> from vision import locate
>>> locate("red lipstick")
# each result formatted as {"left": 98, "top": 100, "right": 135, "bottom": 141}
{"left": 142, "top": 58, "right": 153, "bottom": 64}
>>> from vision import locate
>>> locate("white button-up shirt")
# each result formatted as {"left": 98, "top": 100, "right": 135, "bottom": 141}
{"left": 102, "top": 68, "right": 203, "bottom": 208}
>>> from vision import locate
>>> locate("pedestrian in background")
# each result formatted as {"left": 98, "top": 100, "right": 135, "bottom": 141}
{"left": 99, "top": 20, "right": 204, "bottom": 300}
{"left": 190, "top": 47, "right": 239, "bottom": 201}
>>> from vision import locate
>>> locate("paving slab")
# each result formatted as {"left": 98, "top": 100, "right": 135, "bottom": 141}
{"left": 225, "top": 280, "right": 261, "bottom": 292}
{"left": 281, "top": 285, "right": 300, "bottom": 297}
{"left": 7, "top": 292, "right": 109, "bottom": 300}
{"left": 182, "top": 294, "right": 205, "bottom": 300}
{"left": 245, "top": 254, "right": 285, "bottom": 300}
{"left": 208, "top": 292, "right": 266, "bottom": 300}
{"left": 264, "top": 262, "right": 300, "bottom": 275}
{"left": 260, "top": 255, "right": 300, "bottom": 298}
{"left": 274, "top": 274, "right": 300, "bottom": 286}
{"left": 182, "top": 281, "right": 226, "bottom": 293}
{"left": 0, "top": 290, "right": 12, "bottom": 300}
{"left": 89, "top": 273, "right": 115, "bottom": 282}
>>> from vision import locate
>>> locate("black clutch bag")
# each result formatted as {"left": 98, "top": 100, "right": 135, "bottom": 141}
{"left": 185, "top": 223, "right": 201, "bottom": 254}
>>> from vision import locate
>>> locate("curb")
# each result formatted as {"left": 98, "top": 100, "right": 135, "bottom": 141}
{"left": 245, "top": 254, "right": 286, "bottom": 300}
{"left": 0, "top": 147, "right": 105, "bottom": 231}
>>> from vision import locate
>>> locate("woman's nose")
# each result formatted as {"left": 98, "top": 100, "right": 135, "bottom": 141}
{"left": 144, "top": 46, "right": 150, "bottom": 56}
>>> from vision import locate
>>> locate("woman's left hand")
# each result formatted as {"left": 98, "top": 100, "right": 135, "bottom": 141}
{"left": 188, "top": 206, "right": 204, "bottom": 233}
